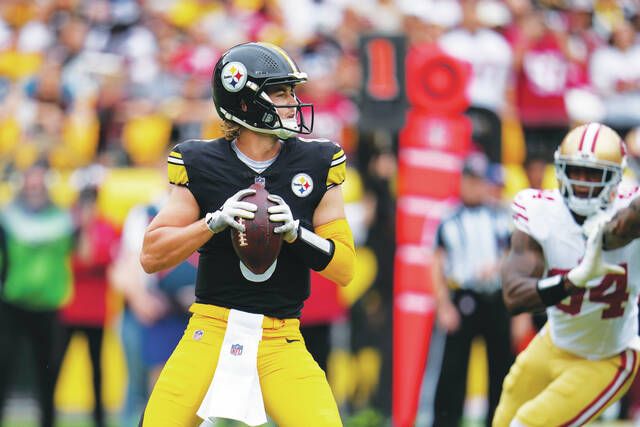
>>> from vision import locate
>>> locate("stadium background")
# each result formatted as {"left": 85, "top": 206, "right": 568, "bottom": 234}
{"left": 0, "top": 0, "right": 639, "bottom": 426}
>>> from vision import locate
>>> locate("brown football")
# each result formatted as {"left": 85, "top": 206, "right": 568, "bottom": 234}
{"left": 230, "top": 182, "right": 283, "bottom": 275}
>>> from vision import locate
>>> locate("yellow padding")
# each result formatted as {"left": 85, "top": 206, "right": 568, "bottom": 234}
{"left": 168, "top": 163, "right": 189, "bottom": 185}
{"left": 315, "top": 218, "right": 355, "bottom": 286}
{"left": 327, "top": 161, "right": 346, "bottom": 187}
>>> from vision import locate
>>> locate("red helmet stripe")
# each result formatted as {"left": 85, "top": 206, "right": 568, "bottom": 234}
{"left": 578, "top": 125, "right": 588, "bottom": 151}
{"left": 591, "top": 124, "right": 602, "bottom": 153}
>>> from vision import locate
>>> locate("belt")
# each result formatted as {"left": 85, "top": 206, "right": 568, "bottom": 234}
{"left": 189, "top": 303, "right": 295, "bottom": 330}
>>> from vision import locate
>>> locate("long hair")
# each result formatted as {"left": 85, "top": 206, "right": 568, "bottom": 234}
{"left": 221, "top": 120, "right": 241, "bottom": 141}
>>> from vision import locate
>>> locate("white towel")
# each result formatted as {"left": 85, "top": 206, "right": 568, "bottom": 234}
{"left": 197, "top": 309, "right": 267, "bottom": 426}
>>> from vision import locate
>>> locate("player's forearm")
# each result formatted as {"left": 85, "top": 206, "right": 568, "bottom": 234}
{"left": 603, "top": 197, "right": 640, "bottom": 250}
{"left": 140, "top": 219, "right": 211, "bottom": 273}
{"left": 431, "top": 250, "right": 451, "bottom": 305}
{"left": 501, "top": 274, "right": 547, "bottom": 315}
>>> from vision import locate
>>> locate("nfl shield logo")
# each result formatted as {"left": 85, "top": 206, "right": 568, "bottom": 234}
{"left": 230, "top": 343, "right": 243, "bottom": 356}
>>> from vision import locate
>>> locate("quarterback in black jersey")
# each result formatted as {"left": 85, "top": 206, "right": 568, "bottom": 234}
{"left": 139, "top": 43, "right": 355, "bottom": 427}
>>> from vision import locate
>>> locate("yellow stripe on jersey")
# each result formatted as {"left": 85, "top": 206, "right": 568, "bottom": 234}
{"left": 332, "top": 149, "right": 345, "bottom": 161}
{"left": 169, "top": 151, "right": 182, "bottom": 159}
{"left": 327, "top": 159, "right": 346, "bottom": 188}
{"left": 168, "top": 163, "right": 188, "bottom": 185}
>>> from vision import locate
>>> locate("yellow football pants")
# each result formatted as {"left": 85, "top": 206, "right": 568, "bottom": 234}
{"left": 493, "top": 329, "right": 639, "bottom": 427}
{"left": 141, "top": 303, "right": 342, "bottom": 427}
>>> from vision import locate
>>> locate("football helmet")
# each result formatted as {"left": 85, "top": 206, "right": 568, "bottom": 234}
{"left": 212, "top": 42, "right": 314, "bottom": 140}
{"left": 554, "top": 122, "right": 626, "bottom": 217}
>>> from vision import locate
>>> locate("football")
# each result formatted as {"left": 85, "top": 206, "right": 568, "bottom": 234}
{"left": 231, "top": 182, "right": 283, "bottom": 275}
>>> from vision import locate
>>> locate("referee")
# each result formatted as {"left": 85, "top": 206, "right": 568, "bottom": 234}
{"left": 432, "top": 152, "right": 513, "bottom": 427}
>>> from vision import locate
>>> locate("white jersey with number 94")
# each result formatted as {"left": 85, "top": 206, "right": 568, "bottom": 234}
{"left": 512, "top": 184, "right": 640, "bottom": 359}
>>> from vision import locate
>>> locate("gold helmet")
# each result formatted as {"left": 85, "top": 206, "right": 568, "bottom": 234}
{"left": 554, "top": 122, "right": 626, "bottom": 217}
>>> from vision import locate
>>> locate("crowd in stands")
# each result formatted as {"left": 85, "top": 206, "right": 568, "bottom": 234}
{"left": 1, "top": 0, "right": 640, "bottom": 425}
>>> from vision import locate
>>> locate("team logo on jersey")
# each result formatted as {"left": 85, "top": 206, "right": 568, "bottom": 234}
{"left": 193, "top": 330, "right": 204, "bottom": 341}
{"left": 291, "top": 173, "right": 313, "bottom": 197}
{"left": 230, "top": 343, "right": 243, "bottom": 356}
{"left": 221, "top": 62, "right": 248, "bottom": 93}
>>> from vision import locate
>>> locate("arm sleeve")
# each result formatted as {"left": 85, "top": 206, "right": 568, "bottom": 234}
{"left": 168, "top": 144, "right": 189, "bottom": 186}
{"left": 315, "top": 218, "right": 356, "bottom": 287}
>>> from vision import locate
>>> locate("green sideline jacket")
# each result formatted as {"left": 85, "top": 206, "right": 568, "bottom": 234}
{"left": 0, "top": 202, "right": 74, "bottom": 310}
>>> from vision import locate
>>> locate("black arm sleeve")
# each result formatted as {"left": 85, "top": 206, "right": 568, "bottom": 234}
{"left": 289, "top": 227, "right": 336, "bottom": 271}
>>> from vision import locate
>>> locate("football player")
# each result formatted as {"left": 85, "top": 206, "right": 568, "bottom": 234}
{"left": 493, "top": 123, "right": 640, "bottom": 426}
{"left": 138, "top": 42, "right": 355, "bottom": 426}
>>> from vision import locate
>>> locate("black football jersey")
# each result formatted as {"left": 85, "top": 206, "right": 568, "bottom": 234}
{"left": 167, "top": 137, "right": 346, "bottom": 318}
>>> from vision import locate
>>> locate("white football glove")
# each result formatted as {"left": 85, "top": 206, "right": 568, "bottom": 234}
{"left": 581, "top": 209, "right": 613, "bottom": 239}
{"left": 267, "top": 194, "right": 299, "bottom": 243}
{"left": 567, "top": 219, "right": 625, "bottom": 288}
{"left": 205, "top": 189, "right": 257, "bottom": 233}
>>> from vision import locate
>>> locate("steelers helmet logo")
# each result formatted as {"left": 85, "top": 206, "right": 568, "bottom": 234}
{"left": 291, "top": 173, "right": 313, "bottom": 197}
{"left": 221, "top": 61, "right": 248, "bottom": 93}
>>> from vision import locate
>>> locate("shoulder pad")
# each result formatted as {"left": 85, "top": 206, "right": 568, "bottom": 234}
{"left": 512, "top": 189, "right": 559, "bottom": 239}
{"left": 326, "top": 141, "right": 346, "bottom": 189}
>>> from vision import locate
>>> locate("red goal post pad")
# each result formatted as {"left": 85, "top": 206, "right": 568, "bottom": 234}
{"left": 393, "top": 245, "right": 436, "bottom": 427}
{"left": 397, "top": 148, "right": 463, "bottom": 199}
{"left": 405, "top": 44, "right": 471, "bottom": 115}
{"left": 400, "top": 112, "right": 472, "bottom": 154}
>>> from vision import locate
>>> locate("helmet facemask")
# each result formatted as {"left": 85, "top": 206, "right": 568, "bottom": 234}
{"left": 251, "top": 79, "right": 314, "bottom": 139}
{"left": 218, "top": 75, "right": 314, "bottom": 140}
{"left": 555, "top": 156, "right": 622, "bottom": 217}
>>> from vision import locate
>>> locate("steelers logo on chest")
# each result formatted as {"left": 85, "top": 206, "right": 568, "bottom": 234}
{"left": 291, "top": 173, "right": 314, "bottom": 197}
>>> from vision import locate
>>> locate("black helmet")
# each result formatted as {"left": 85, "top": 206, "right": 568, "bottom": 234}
{"left": 212, "top": 42, "right": 314, "bottom": 139}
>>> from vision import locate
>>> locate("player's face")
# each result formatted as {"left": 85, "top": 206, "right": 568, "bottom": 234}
{"left": 566, "top": 165, "right": 604, "bottom": 197}
{"left": 267, "top": 84, "right": 297, "bottom": 120}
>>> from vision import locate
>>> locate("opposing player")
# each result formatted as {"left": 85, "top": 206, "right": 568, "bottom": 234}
{"left": 493, "top": 123, "right": 640, "bottom": 427}
{"left": 139, "top": 42, "right": 355, "bottom": 427}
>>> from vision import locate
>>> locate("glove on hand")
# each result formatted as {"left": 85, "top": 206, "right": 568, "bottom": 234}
{"left": 206, "top": 189, "right": 257, "bottom": 233}
{"left": 568, "top": 219, "right": 625, "bottom": 287}
{"left": 267, "top": 194, "right": 299, "bottom": 243}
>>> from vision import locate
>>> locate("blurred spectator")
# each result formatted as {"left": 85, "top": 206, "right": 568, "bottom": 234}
{"left": 506, "top": 7, "right": 571, "bottom": 161}
{"left": 350, "top": 137, "right": 397, "bottom": 417}
{"left": 0, "top": 162, "right": 74, "bottom": 427}
{"left": 561, "top": 2, "right": 604, "bottom": 87}
{"left": 590, "top": 19, "right": 640, "bottom": 135}
{"left": 431, "top": 152, "right": 512, "bottom": 427}
{"left": 298, "top": 38, "right": 359, "bottom": 154}
{"left": 523, "top": 154, "right": 548, "bottom": 190}
{"left": 24, "top": 56, "right": 73, "bottom": 111}
{"left": 109, "top": 196, "right": 169, "bottom": 427}
{"left": 439, "top": 0, "right": 513, "bottom": 162}
{"left": 57, "top": 173, "right": 119, "bottom": 427}
{"left": 1, "top": 0, "right": 637, "bottom": 424}
{"left": 626, "top": 126, "right": 640, "bottom": 180}
{"left": 300, "top": 272, "right": 347, "bottom": 374}
{"left": 109, "top": 186, "right": 196, "bottom": 426}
